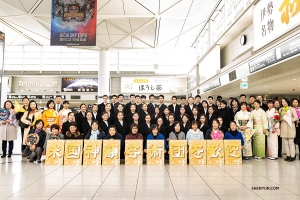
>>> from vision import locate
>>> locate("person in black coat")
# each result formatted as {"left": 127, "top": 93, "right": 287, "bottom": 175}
{"left": 141, "top": 114, "right": 152, "bottom": 142}
{"left": 125, "top": 104, "right": 137, "bottom": 124}
{"left": 176, "top": 106, "right": 186, "bottom": 122}
{"left": 217, "top": 100, "right": 232, "bottom": 128}
{"left": 217, "top": 116, "right": 228, "bottom": 134}
{"left": 82, "top": 111, "right": 93, "bottom": 137}
{"left": 114, "top": 111, "right": 128, "bottom": 139}
{"left": 189, "top": 107, "right": 200, "bottom": 123}
{"left": 103, "top": 103, "right": 115, "bottom": 125}
{"left": 91, "top": 104, "right": 102, "bottom": 123}
{"left": 199, "top": 114, "right": 210, "bottom": 136}
{"left": 180, "top": 114, "right": 190, "bottom": 135}
{"left": 147, "top": 94, "right": 156, "bottom": 115}
{"left": 113, "top": 94, "right": 125, "bottom": 114}
{"left": 168, "top": 96, "right": 181, "bottom": 119}
{"left": 200, "top": 100, "right": 209, "bottom": 115}
{"left": 100, "top": 112, "right": 111, "bottom": 134}
{"left": 139, "top": 103, "right": 149, "bottom": 124}
{"left": 128, "top": 113, "right": 143, "bottom": 134}
{"left": 124, "top": 94, "right": 141, "bottom": 115}
{"left": 27, "top": 119, "right": 46, "bottom": 163}
{"left": 162, "top": 107, "right": 171, "bottom": 126}
{"left": 207, "top": 106, "right": 217, "bottom": 128}
{"left": 65, "top": 122, "right": 84, "bottom": 140}
{"left": 185, "top": 96, "right": 195, "bottom": 116}
{"left": 229, "top": 98, "right": 240, "bottom": 121}
{"left": 62, "top": 112, "right": 75, "bottom": 136}
{"left": 105, "top": 125, "right": 125, "bottom": 150}
{"left": 75, "top": 104, "right": 87, "bottom": 134}
{"left": 158, "top": 95, "right": 168, "bottom": 114}
{"left": 97, "top": 95, "right": 109, "bottom": 115}
{"left": 157, "top": 117, "right": 168, "bottom": 140}
{"left": 151, "top": 106, "right": 161, "bottom": 125}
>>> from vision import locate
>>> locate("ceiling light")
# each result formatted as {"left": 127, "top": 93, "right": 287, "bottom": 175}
{"left": 264, "top": 86, "right": 267, "bottom": 87}
{"left": 292, "top": 79, "right": 296, "bottom": 80}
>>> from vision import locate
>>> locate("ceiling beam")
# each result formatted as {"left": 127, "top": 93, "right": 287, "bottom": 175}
{"left": 106, "top": 18, "right": 156, "bottom": 50}
{"left": 28, "top": 0, "right": 43, "bottom": 14}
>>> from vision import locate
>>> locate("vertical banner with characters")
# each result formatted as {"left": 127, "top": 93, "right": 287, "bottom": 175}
{"left": 51, "top": 0, "right": 97, "bottom": 46}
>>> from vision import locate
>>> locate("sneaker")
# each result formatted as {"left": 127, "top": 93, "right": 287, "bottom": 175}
{"left": 267, "top": 157, "right": 271, "bottom": 159}
{"left": 287, "top": 157, "right": 295, "bottom": 162}
{"left": 1, "top": 155, "right": 6, "bottom": 158}
{"left": 269, "top": 157, "right": 276, "bottom": 160}
{"left": 257, "top": 157, "right": 262, "bottom": 159}
{"left": 254, "top": 156, "right": 258, "bottom": 159}
{"left": 37, "top": 160, "right": 41, "bottom": 163}
{"left": 244, "top": 157, "right": 249, "bottom": 160}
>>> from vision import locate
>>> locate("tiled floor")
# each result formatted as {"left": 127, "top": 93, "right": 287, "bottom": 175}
{"left": 1, "top": 156, "right": 300, "bottom": 200}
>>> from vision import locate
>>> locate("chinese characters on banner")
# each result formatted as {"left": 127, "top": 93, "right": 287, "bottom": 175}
{"left": 253, "top": 0, "right": 300, "bottom": 51}
{"left": 224, "top": 140, "right": 242, "bottom": 165}
{"left": 102, "top": 140, "right": 120, "bottom": 165}
{"left": 147, "top": 140, "right": 165, "bottom": 165}
{"left": 121, "top": 78, "right": 170, "bottom": 93}
{"left": 125, "top": 140, "right": 143, "bottom": 165}
{"left": 207, "top": 140, "right": 224, "bottom": 165}
{"left": 169, "top": 140, "right": 187, "bottom": 165}
{"left": 51, "top": 0, "right": 97, "bottom": 46}
{"left": 189, "top": 140, "right": 207, "bottom": 165}
{"left": 45, "top": 140, "right": 65, "bottom": 165}
{"left": 83, "top": 140, "right": 102, "bottom": 165}
{"left": 64, "top": 140, "right": 83, "bottom": 165}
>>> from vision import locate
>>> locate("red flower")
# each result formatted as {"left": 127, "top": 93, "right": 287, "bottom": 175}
{"left": 246, "top": 107, "right": 250, "bottom": 111}
{"left": 274, "top": 115, "right": 280, "bottom": 120}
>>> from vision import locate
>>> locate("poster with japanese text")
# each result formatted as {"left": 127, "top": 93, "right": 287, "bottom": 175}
{"left": 64, "top": 140, "right": 83, "bottom": 165}
{"left": 45, "top": 140, "right": 65, "bottom": 165}
{"left": 121, "top": 77, "right": 170, "bottom": 93}
{"left": 125, "top": 140, "right": 143, "bottom": 165}
{"left": 83, "top": 140, "right": 102, "bottom": 165}
{"left": 146, "top": 140, "right": 164, "bottom": 165}
{"left": 189, "top": 140, "right": 207, "bottom": 165}
{"left": 102, "top": 140, "right": 120, "bottom": 165}
{"left": 51, "top": 0, "right": 97, "bottom": 46}
{"left": 207, "top": 140, "right": 224, "bottom": 165}
{"left": 224, "top": 140, "right": 242, "bottom": 165}
{"left": 169, "top": 140, "right": 187, "bottom": 165}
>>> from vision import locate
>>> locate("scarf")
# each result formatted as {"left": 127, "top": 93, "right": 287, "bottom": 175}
{"left": 229, "top": 130, "right": 238, "bottom": 137}
{"left": 232, "top": 106, "right": 238, "bottom": 114}
{"left": 90, "top": 130, "right": 99, "bottom": 140}
{"left": 174, "top": 131, "right": 180, "bottom": 139}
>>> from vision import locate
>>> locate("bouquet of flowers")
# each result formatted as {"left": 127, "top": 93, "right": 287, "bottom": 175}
{"left": 273, "top": 111, "right": 280, "bottom": 123}
{"left": 211, "top": 130, "right": 224, "bottom": 140}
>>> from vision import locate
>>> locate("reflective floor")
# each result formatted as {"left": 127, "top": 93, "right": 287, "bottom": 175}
{"left": 1, "top": 156, "right": 300, "bottom": 200}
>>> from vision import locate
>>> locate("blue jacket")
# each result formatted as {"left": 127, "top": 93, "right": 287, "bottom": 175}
{"left": 224, "top": 131, "right": 244, "bottom": 146}
{"left": 145, "top": 133, "right": 167, "bottom": 150}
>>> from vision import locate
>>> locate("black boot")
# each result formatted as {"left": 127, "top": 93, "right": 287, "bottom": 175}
{"left": 287, "top": 156, "right": 296, "bottom": 162}
{"left": 2, "top": 140, "right": 7, "bottom": 157}
{"left": 284, "top": 156, "right": 291, "bottom": 161}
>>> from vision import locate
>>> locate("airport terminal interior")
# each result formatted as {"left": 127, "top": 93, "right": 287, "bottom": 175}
{"left": 1, "top": 0, "right": 300, "bottom": 199}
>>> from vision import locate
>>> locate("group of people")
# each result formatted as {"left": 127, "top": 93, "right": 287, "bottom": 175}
{"left": 0, "top": 93, "right": 299, "bottom": 163}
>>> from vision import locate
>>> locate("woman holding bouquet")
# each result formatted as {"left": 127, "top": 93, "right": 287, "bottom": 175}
{"left": 266, "top": 100, "right": 280, "bottom": 160}
{"left": 280, "top": 98, "right": 298, "bottom": 162}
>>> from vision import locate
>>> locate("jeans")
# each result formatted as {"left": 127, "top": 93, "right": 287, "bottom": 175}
{"left": 2, "top": 140, "right": 14, "bottom": 155}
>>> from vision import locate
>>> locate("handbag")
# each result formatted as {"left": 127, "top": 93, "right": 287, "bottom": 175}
{"left": 19, "top": 112, "right": 30, "bottom": 128}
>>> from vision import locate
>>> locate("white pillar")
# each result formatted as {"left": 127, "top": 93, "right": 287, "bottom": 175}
{"left": 98, "top": 50, "right": 110, "bottom": 103}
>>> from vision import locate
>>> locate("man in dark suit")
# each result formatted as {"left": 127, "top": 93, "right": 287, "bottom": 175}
{"left": 92, "top": 104, "right": 102, "bottom": 123}
{"left": 124, "top": 94, "right": 140, "bottom": 115}
{"left": 110, "top": 95, "right": 117, "bottom": 114}
{"left": 54, "top": 95, "right": 63, "bottom": 112}
{"left": 141, "top": 114, "right": 152, "bottom": 143}
{"left": 114, "top": 94, "right": 125, "bottom": 114}
{"left": 98, "top": 94, "right": 109, "bottom": 115}
{"left": 168, "top": 96, "right": 180, "bottom": 119}
{"left": 195, "top": 95, "right": 203, "bottom": 111}
{"left": 257, "top": 95, "right": 268, "bottom": 111}
{"left": 185, "top": 96, "right": 195, "bottom": 116}
{"left": 141, "top": 95, "right": 147, "bottom": 104}
{"left": 147, "top": 94, "right": 156, "bottom": 115}
{"left": 180, "top": 96, "right": 186, "bottom": 108}
{"left": 158, "top": 94, "right": 167, "bottom": 114}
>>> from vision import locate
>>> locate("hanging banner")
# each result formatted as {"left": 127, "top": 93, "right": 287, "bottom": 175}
{"left": 169, "top": 140, "right": 187, "bottom": 165}
{"left": 207, "top": 140, "right": 224, "bottom": 165}
{"left": 51, "top": 0, "right": 97, "bottom": 46}
{"left": 45, "top": 140, "right": 65, "bottom": 165}
{"left": 121, "top": 77, "right": 170, "bottom": 93}
{"left": 125, "top": 140, "right": 143, "bottom": 165}
{"left": 64, "top": 140, "right": 83, "bottom": 165}
{"left": 146, "top": 140, "right": 165, "bottom": 165}
{"left": 83, "top": 140, "right": 102, "bottom": 165}
{"left": 224, "top": 140, "right": 242, "bottom": 165}
{"left": 188, "top": 140, "right": 207, "bottom": 165}
{"left": 253, "top": 0, "right": 300, "bottom": 51}
{"left": 102, "top": 140, "right": 120, "bottom": 165}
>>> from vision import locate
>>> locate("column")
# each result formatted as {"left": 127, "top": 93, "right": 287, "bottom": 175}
{"left": 98, "top": 50, "right": 110, "bottom": 103}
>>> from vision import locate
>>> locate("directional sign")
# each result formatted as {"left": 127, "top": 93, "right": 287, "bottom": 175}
{"left": 240, "top": 82, "right": 248, "bottom": 89}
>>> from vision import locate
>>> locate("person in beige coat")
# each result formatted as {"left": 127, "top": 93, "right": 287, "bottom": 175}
{"left": 280, "top": 98, "right": 298, "bottom": 162}
{"left": 21, "top": 100, "right": 42, "bottom": 146}
{"left": 0, "top": 101, "right": 17, "bottom": 158}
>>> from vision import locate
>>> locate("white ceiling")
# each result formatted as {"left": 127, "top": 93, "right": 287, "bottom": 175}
{"left": 0, "top": 0, "right": 219, "bottom": 49}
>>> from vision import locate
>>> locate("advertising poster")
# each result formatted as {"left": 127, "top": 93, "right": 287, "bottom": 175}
{"left": 51, "top": 0, "right": 97, "bottom": 46}
{"left": 61, "top": 78, "right": 98, "bottom": 92}
{"left": 121, "top": 77, "right": 170, "bottom": 93}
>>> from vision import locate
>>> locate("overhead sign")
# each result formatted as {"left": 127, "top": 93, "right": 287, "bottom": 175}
{"left": 253, "top": 0, "right": 300, "bottom": 51}
{"left": 7, "top": 95, "right": 66, "bottom": 100}
{"left": 203, "top": 78, "right": 221, "bottom": 92}
{"left": 51, "top": 0, "right": 97, "bottom": 46}
{"left": 121, "top": 77, "right": 170, "bottom": 93}
{"left": 199, "top": 45, "right": 220, "bottom": 84}
{"left": 62, "top": 78, "right": 98, "bottom": 92}
{"left": 240, "top": 82, "right": 248, "bottom": 89}
{"left": 276, "top": 34, "right": 300, "bottom": 61}
{"left": 187, "top": 68, "right": 197, "bottom": 91}
{"left": 248, "top": 50, "right": 277, "bottom": 73}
